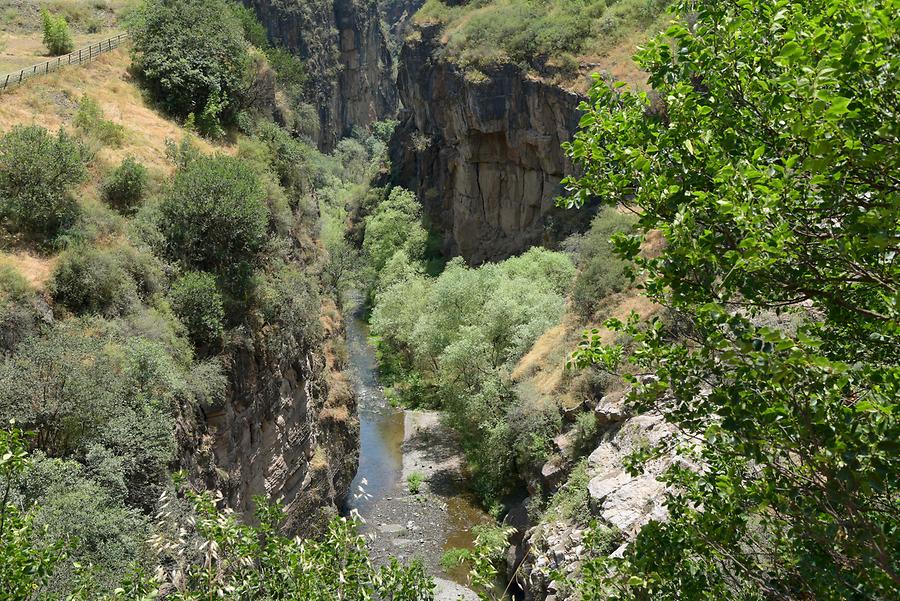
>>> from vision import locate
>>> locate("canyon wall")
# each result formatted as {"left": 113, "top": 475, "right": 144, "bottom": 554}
{"left": 181, "top": 305, "right": 358, "bottom": 534}
{"left": 243, "top": 0, "right": 397, "bottom": 151}
{"left": 389, "top": 24, "right": 586, "bottom": 264}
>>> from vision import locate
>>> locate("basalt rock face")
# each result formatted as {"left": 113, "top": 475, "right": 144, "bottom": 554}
{"left": 179, "top": 301, "right": 359, "bottom": 535}
{"left": 243, "top": 0, "right": 397, "bottom": 151}
{"left": 390, "top": 24, "right": 585, "bottom": 264}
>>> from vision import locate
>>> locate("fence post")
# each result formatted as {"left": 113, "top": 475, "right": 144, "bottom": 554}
{"left": 1, "top": 34, "right": 129, "bottom": 92}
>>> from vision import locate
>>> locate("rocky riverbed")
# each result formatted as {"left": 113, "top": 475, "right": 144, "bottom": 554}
{"left": 343, "top": 312, "right": 492, "bottom": 600}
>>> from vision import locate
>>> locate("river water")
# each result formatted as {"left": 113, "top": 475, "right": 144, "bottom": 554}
{"left": 343, "top": 308, "right": 495, "bottom": 594}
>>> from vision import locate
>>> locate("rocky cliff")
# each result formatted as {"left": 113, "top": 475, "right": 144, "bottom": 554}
{"left": 389, "top": 24, "right": 586, "bottom": 264}
{"left": 243, "top": 0, "right": 397, "bottom": 151}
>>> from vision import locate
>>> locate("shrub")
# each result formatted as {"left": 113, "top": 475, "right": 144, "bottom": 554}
{"left": 0, "top": 126, "right": 86, "bottom": 240}
{"left": 129, "top": 0, "right": 248, "bottom": 131}
{"left": 407, "top": 471, "right": 425, "bottom": 494}
{"left": 158, "top": 154, "right": 268, "bottom": 278}
{"left": 73, "top": 96, "right": 125, "bottom": 147}
{"left": 41, "top": 9, "right": 74, "bottom": 56}
{"left": 168, "top": 271, "right": 225, "bottom": 348}
{"left": 574, "top": 411, "right": 598, "bottom": 454}
{"left": 0, "top": 264, "right": 30, "bottom": 303}
{"left": 571, "top": 207, "right": 636, "bottom": 316}
{"left": 50, "top": 245, "right": 139, "bottom": 316}
{"left": 102, "top": 156, "right": 148, "bottom": 213}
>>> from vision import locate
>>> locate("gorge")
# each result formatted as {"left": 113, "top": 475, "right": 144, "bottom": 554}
{"left": 1, "top": 1, "right": 894, "bottom": 600}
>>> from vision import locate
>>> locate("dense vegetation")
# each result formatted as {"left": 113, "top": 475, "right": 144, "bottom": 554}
{"left": 417, "top": 0, "right": 668, "bottom": 75}
{"left": 0, "top": 2, "right": 433, "bottom": 598}
{"left": 0, "top": 125, "right": 86, "bottom": 241}
{"left": 563, "top": 0, "right": 899, "bottom": 598}
{"left": 362, "top": 192, "right": 639, "bottom": 505}
{"left": 1, "top": 426, "right": 434, "bottom": 600}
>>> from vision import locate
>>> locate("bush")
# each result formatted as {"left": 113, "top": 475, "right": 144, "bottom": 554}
{"left": 407, "top": 471, "right": 425, "bottom": 494}
{"left": 102, "top": 156, "right": 148, "bottom": 213}
{"left": 169, "top": 271, "right": 225, "bottom": 348}
{"left": 50, "top": 245, "right": 140, "bottom": 316}
{"left": 129, "top": 0, "right": 249, "bottom": 131}
{"left": 73, "top": 96, "right": 125, "bottom": 147}
{"left": 571, "top": 207, "right": 636, "bottom": 317}
{"left": 158, "top": 154, "right": 268, "bottom": 278}
{"left": 0, "top": 126, "right": 85, "bottom": 240}
{"left": 41, "top": 9, "right": 74, "bottom": 56}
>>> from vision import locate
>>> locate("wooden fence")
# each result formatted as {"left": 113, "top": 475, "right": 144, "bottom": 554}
{"left": 1, "top": 33, "right": 129, "bottom": 93}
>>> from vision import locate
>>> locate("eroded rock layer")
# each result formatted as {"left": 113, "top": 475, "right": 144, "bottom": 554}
{"left": 390, "top": 24, "right": 585, "bottom": 264}
{"left": 179, "top": 302, "right": 359, "bottom": 534}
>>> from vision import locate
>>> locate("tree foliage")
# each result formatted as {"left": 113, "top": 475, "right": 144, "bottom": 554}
{"left": 563, "top": 0, "right": 899, "bottom": 598}
{"left": 129, "top": 0, "right": 249, "bottom": 131}
{"left": 371, "top": 248, "right": 574, "bottom": 500}
{"left": 0, "top": 125, "right": 86, "bottom": 240}
{"left": 169, "top": 271, "right": 225, "bottom": 349}
{"left": 41, "top": 9, "right": 74, "bottom": 56}
{"left": 159, "top": 154, "right": 269, "bottom": 281}
{"left": 102, "top": 156, "right": 148, "bottom": 213}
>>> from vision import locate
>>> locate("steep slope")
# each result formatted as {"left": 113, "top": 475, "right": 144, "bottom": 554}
{"left": 242, "top": 0, "right": 398, "bottom": 151}
{"left": 389, "top": 24, "right": 585, "bottom": 264}
{"left": 0, "top": 43, "right": 357, "bottom": 533}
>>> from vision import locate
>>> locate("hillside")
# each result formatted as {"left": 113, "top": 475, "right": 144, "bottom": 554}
{"left": 414, "top": 0, "right": 669, "bottom": 89}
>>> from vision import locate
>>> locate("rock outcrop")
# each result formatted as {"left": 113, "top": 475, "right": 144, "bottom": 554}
{"left": 243, "top": 0, "right": 398, "bottom": 151}
{"left": 514, "top": 404, "right": 678, "bottom": 601}
{"left": 389, "top": 24, "right": 587, "bottom": 264}
{"left": 180, "top": 301, "right": 359, "bottom": 535}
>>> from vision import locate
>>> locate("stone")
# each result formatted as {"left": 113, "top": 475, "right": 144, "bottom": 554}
{"left": 243, "top": 0, "right": 397, "bottom": 151}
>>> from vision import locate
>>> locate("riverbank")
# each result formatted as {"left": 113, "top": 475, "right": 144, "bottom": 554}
{"left": 343, "top": 311, "right": 492, "bottom": 599}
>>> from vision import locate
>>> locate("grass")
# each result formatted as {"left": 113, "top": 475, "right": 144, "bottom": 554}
{"left": 0, "top": 0, "right": 130, "bottom": 34}
{"left": 415, "top": 0, "right": 671, "bottom": 86}
{"left": 0, "top": 44, "right": 231, "bottom": 286}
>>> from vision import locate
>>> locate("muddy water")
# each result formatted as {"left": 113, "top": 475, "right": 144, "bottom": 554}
{"left": 343, "top": 309, "right": 494, "bottom": 592}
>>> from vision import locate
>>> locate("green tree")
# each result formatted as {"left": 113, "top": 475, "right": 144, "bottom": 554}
{"left": 41, "top": 9, "right": 74, "bottom": 56}
{"left": 0, "top": 427, "right": 64, "bottom": 601}
{"left": 363, "top": 187, "right": 428, "bottom": 287}
{"left": 129, "top": 0, "right": 249, "bottom": 131}
{"left": 563, "top": 0, "right": 899, "bottom": 598}
{"left": 169, "top": 271, "right": 225, "bottom": 349}
{"left": 102, "top": 156, "right": 148, "bottom": 213}
{"left": 0, "top": 126, "right": 85, "bottom": 240}
{"left": 158, "top": 154, "right": 268, "bottom": 281}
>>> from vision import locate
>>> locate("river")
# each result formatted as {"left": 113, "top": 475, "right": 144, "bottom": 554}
{"left": 343, "top": 307, "right": 495, "bottom": 598}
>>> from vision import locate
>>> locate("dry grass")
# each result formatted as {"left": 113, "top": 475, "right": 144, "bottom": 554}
{"left": 0, "top": 30, "right": 120, "bottom": 72}
{"left": 0, "top": 0, "right": 129, "bottom": 34}
{"left": 512, "top": 290, "right": 662, "bottom": 408}
{"left": 0, "top": 46, "right": 230, "bottom": 175}
{"left": 0, "top": 250, "right": 56, "bottom": 288}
